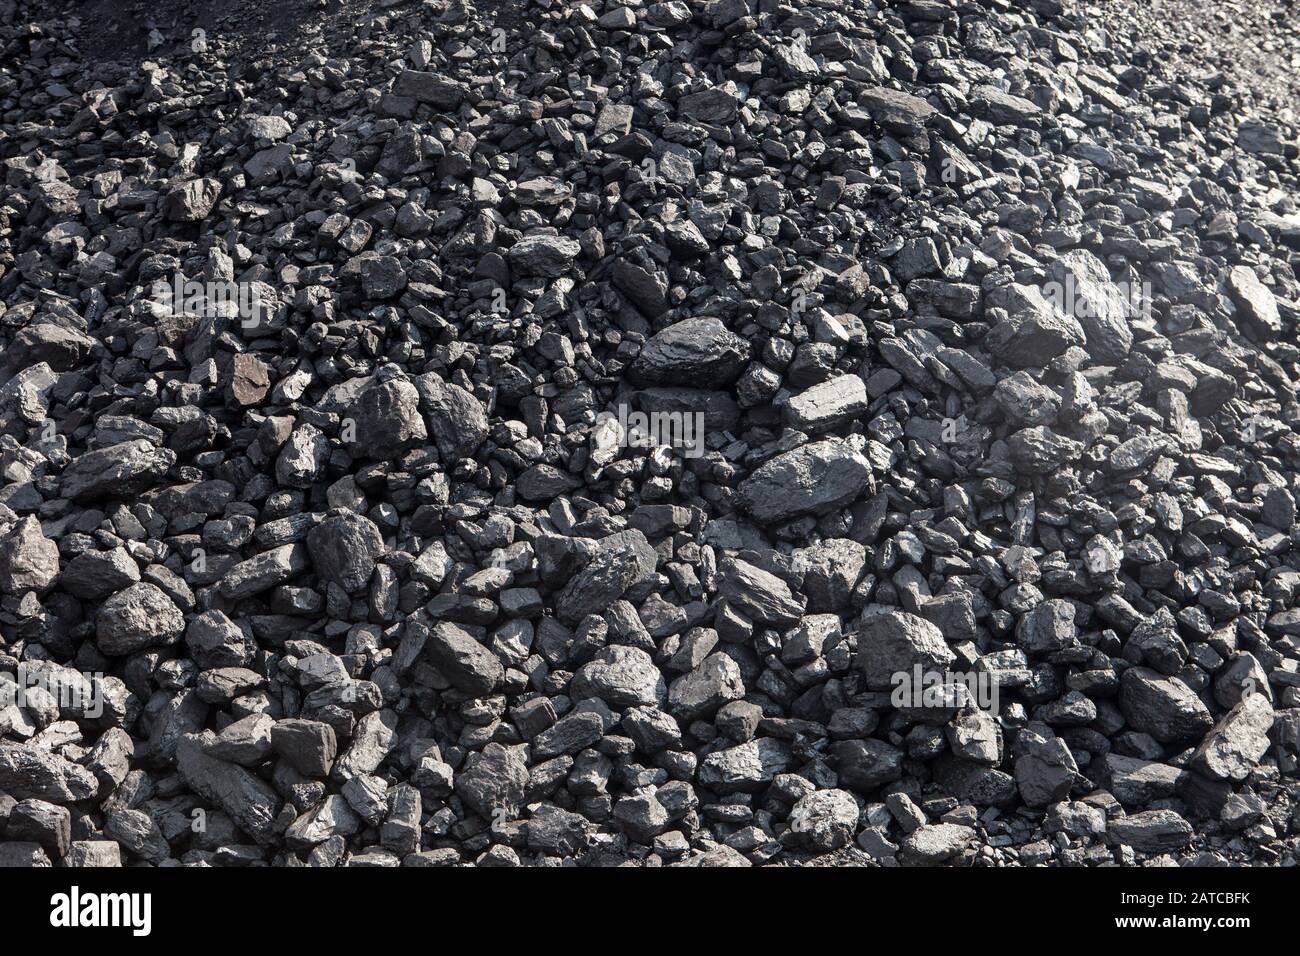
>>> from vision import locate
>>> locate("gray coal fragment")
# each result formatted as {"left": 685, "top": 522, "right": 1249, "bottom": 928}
{"left": 0, "top": 516, "right": 59, "bottom": 594}
{"left": 417, "top": 373, "right": 488, "bottom": 460}
{"left": 984, "top": 284, "right": 1086, "bottom": 367}
{"left": 307, "top": 511, "right": 385, "bottom": 594}
{"left": 454, "top": 738, "right": 525, "bottom": 822}
{"left": 628, "top": 318, "right": 751, "bottom": 388}
{"left": 1119, "top": 667, "right": 1215, "bottom": 746}
{"left": 783, "top": 375, "right": 870, "bottom": 434}
{"left": 1225, "top": 265, "right": 1282, "bottom": 340}
{"left": 833, "top": 738, "right": 905, "bottom": 791}
{"left": 425, "top": 623, "right": 504, "bottom": 696}
{"left": 1045, "top": 251, "right": 1134, "bottom": 364}
{"left": 60, "top": 547, "right": 139, "bottom": 600}
{"left": 346, "top": 375, "right": 426, "bottom": 460}
{"left": 163, "top": 177, "right": 222, "bottom": 221}
{"left": 737, "top": 440, "right": 872, "bottom": 524}
{"left": 218, "top": 544, "right": 309, "bottom": 600}
{"left": 667, "top": 652, "right": 745, "bottom": 720}
{"left": 506, "top": 235, "right": 581, "bottom": 278}
{"left": 1189, "top": 693, "right": 1274, "bottom": 782}
{"left": 0, "top": 743, "right": 97, "bottom": 806}
{"left": 857, "top": 607, "right": 955, "bottom": 691}
{"left": 1013, "top": 722, "right": 1079, "bottom": 807}
{"left": 571, "top": 646, "right": 668, "bottom": 708}
{"left": 333, "top": 710, "right": 399, "bottom": 782}
{"left": 176, "top": 733, "right": 283, "bottom": 846}
{"left": 698, "top": 738, "right": 796, "bottom": 794}
{"left": 787, "top": 789, "right": 859, "bottom": 852}
{"left": 60, "top": 440, "right": 176, "bottom": 502}
{"left": 1106, "top": 809, "right": 1194, "bottom": 853}
{"left": 717, "top": 557, "right": 804, "bottom": 628}
{"left": 557, "top": 554, "right": 640, "bottom": 624}
{"left": 899, "top": 823, "right": 974, "bottom": 866}
{"left": 271, "top": 719, "right": 338, "bottom": 778}
{"left": 96, "top": 582, "right": 186, "bottom": 656}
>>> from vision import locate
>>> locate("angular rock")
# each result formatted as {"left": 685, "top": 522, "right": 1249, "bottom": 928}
{"left": 1120, "top": 667, "right": 1215, "bottom": 745}
{"left": 456, "top": 742, "right": 528, "bottom": 822}
{"left": 667, "top": 653, "right": 745, "bottom": 721}
{"left": 788, "top": 789, "right": 859, "bottom": 853}
{"left": 176, "top": 733, "right": 282, "bottom": 846}
{"left": 425, "top": 622, "right": 504, "bottom": 696}
{"left": 1106, "top": 809, "right": 1193, "bottom": 853}
{"left": 1189, "top": 693, "right": 1274, "bottom": 782}
{"left": 60, "top": 440, "right": 176, "bottom": 502}
{"left": 163, "top": 177, "right": 221, "bottom": 221}
{"left": 0, "top": 516, "right": 59, "bottom": 594}
{"left": 96, "top": 582, "right": 185, "bottom": 656}
{"left": 857, "top": 608, "right": 955, "bottom": 691}
{"left": 307, "top": 511, "right": 385, "bottom": 594}
{"left": 1226, "top": 265, "right": 1281, "bottom": 340}
{"left": 698, "top": 738, "right": 796, "bottom": 793}
{"left": 738, "top": 440, "right": 872, "bottom": 524}
{"left": 984, "top": 284, "right": 1086, "bottom": 367}
{"left": 628, "top": 318, "right": 750, "bottom": 388}
{"left": 571, "top": 646, "right": 667, "bottom": 709}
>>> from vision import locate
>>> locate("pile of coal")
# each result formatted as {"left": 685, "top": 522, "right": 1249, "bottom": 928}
{"left": 1, "top": 0, "right": 1300, "bottom": 868}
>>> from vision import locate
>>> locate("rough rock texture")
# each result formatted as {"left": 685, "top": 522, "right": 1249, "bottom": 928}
{"left": 2, "top": 0, "right": 1300, "bottom": 871}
